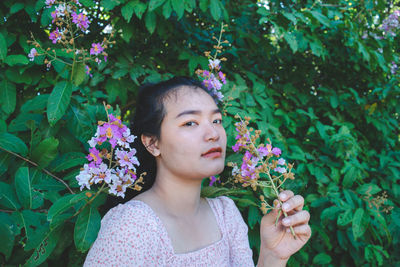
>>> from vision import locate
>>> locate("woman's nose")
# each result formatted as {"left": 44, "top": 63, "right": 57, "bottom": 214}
{"left": 204, "top": 122, "right": 219, "bottom": 141}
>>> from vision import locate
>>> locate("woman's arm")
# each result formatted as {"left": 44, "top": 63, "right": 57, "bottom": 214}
{"left": 257, "top": 190, "right": 311, "bottom": 267}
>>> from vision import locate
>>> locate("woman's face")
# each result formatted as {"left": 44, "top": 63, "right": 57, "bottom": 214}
{"left": 154, "top": 87, "right": 227, "bottom": 180}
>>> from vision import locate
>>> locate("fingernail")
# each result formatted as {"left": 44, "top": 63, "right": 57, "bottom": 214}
{"left": 282, "top": 203, "right": 290, "bottom": 211}
{"left": 279, "top": 193, "right": 287, "bottom": 200}
{"left": 282, "top": 218, "right": 290, "bottom": 226}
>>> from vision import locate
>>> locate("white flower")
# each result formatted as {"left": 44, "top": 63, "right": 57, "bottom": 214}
{"left": 277, "top": 158, "right": 286, "bottom": 165}
{"left": 209, "top": 59, "right": 221, "bottom": 70}
{"left": 76, "top": 164, "right": 92, "bottom": 190}
{"left": 274, "top": 166, "right": 287, "bottom": 174}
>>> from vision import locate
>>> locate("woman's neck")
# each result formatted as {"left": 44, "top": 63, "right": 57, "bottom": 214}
{"left": 144, "top": 172, "right": 204, "bottom": 218}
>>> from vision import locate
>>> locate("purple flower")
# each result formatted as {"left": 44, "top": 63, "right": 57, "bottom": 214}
{"left": 90, "top": 42, "right": 104, "bottom": 55}
{"left": 49, "top": 28, "right": 62, "bottom": 44}
{"left": 390, "top": 61, "right": 398, "bottom": 75}
{"left": 209, "top": 176, "right": 217, "bottom": 186}
{"left": 272, "top": 147, "right": 281, "bottom": 156}
{"left": 218, "top": 71, "right": 226, "bottom": 84}
{"left": 72, "top": 11, "right": 90, "bottom": 31}
{"left": 87, "top": 147, "right": 102, "bottom": 165}
{"left": 28, "top": 48, "right": 38, "bottom": 61}
{"left": 85, "top": 65, "right": 93, "bottom": 77}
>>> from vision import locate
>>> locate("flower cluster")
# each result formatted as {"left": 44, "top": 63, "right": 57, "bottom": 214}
{"left": 227, "top": 116, "right": 295, "bottom": 213}
{"left": 28, "top": 0, "right": 112, "bottom": 75}
{"left": 195, "top": 23, "right": 229, "bottom": 102}
{"left": 76, "top": 105, "right": 144, "bottom": 198}
{"left": 196, "top": 60, "right": 226, "bottom": 102}
{"left": 380, "top": 10, "right": 400, "bottom": 37}
{"left": 390, "top": 61, "right": 398, "bottom": 75}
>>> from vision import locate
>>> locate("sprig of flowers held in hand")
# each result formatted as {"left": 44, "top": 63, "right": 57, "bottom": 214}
{"left": 76, "top": 104, "right": 144, "bottom": 198}
{"left": 195, "top": 23, "right": 229, "bottom": 102}
{"left": 28, "top": 0, "right": 113, "bottom": 75}
{"left": 228, "top": 115, "right": 297, "bottom": 238}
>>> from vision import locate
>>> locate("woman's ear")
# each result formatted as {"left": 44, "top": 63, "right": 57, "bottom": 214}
{"left": 141, "top": 134, "right": 160, "bottom": 157}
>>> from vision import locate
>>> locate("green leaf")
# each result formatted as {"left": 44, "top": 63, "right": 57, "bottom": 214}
{"left": 0, "top": 132, "right": 28, "bottom": 156}
{"left": 145, "top": 11, "right": 157, "bottom": 34}
{"left": 0, "top": 182, "right": 21, "bottom": 210}
{"left": 0, "top": 79, "right": 16, "bottom": 114}
{"left": 171, "top": 0, "right": 184, "bottom": 19}
{"left": 15, "top": 167, "right": 33, "bottom": 209}
{"left": 148, "top": 0, "right": 165, "bottom": 11}
{"left": 80, "top": 0, "right": 96, "bottom": 7}
{"left": 21, "top": 94, "right": 49, "bottom": 113}
{"left": 313, "top": 253, "right": 332, "bottom": 264}
{"left": 10, "top": 3, "right": 25, "bottom": 14}
{"left": 49, "top": 152, "right": 87, "bottom": 172}
{"left": 162, "top": 0, "right": 172, "bottom": 18}
{"left": 309, "top": 10, "right": 331, "bottom": 27}
{"left": 24, "top": 225, "right": 63, "bottom": 267}
{"left": 47, "top": 192, "right": 88, "bottom": 222}
{"left": 31, "top": 137, "right": 59, "bottom": 168}
{"left": 357, "top": 184, "right": 381, "bottom": 195}
{"left": 74, "top": 205, "right": 101, "bottom": 252}
{"left": 100, "top": 0, "right": 122, "bottom": 11}
{"left": 352, "top": 208, "right": 367, "bottom": 239}
{"left": 134, "top": 2, "right": 147, "bottom": 19}
{"left": 284, "top": 32, "right": 298, "bottom": 53}
{"left": 0, "top": 213, "right": 16, "bottom": 260}
{"left": 121, "top": 1, "right": 136, "bottom": 22}
{"left": 248, "top": 205, "right": 261, "bottom": 229}
{"left": 337, "top": 209, "right": 352, "bottom": 226}
{"left": 47, "top": 81, "right": 73, "bottom": 126}
{"left": 210, "top": 0, "right": 221, "bottom": 21}
{"left": 199, "top": 0, "right": 208, "bottom": 12}
{"left": 72, "top": 62, "right": 86, "bottom": 86}
{"left": 0, "top": 33, "right": 7, "bottom": 61}
{"left": 4, "top": 54, "right": 29, "bottom": 66}
{"left": 67, "top": 105, "right": 94, "bottom": 143}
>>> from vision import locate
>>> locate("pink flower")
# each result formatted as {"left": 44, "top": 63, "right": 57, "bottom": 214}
{"left": 71, "top": 11, "right": 90, "bottom": 30}
{"left": 90, "top": 42, "right": 104, "bottom": 55}
{"left": 49, "top": 28, "right": 62, "bottom": 44}
{"left": 116, "top": 149, "right": 139, "bottom": 170}
{"left": 28, "top": 48, "right": 38, "bottom": 61}
{"left": 277, "top": 158, "right": 286, "bottom": 165}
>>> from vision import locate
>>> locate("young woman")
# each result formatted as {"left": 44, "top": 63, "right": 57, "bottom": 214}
{"left": 84, "top": 77, "right": 311, "bottom": 266}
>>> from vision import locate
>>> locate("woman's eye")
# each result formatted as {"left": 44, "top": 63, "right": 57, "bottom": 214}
{"left": 184, "top": 121, "right": 197, "bottom": 126}
{"left": 213, "top": 119, "right": 222, "bottom": 124}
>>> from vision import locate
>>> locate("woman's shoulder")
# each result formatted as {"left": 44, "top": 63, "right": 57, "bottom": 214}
{"left": 206, "top": 196, "right": 243, "bottom": 223}
{"left": 101, "top": 199, "right": 161, "bottom": 231}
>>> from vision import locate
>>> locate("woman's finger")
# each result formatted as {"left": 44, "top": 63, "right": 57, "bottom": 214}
{"left": 278, "top": 190, "right": 294, "bottom": 202}
{"left": 281, "top": 195, "right": 304, "bottom": 212}
{"left": 282, "top": 210, "right": 310, "bottom": 227}
{"left": 286, "top": 223, "right": 312, "bottom": 238}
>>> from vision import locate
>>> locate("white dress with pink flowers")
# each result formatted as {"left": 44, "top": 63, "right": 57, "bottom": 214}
{"left": 84, "top": 196, "right": 254, "bottom": 266}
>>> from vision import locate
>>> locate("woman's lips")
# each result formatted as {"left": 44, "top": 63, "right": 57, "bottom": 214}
{"left": 202, "top": 147, "right": 222, "bottom": 158}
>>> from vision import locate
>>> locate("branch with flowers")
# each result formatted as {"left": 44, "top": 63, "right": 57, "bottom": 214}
{"left": 28, "top": 0, "right": 113, "bottom": 79}
{"left": 196, "top": 23, "right": 297, "bottom": 238}
{"left": 76, "top": 103, "right": 145, "bottom": 198}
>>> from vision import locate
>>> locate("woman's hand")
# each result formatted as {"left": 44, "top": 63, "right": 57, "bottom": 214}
{"left": 257, "top": 190, "right": 311, "bottom": 266}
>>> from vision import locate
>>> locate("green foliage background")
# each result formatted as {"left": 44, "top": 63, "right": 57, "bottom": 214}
{"left": 0, "top": 0, "right": 399, "bottom": 266}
